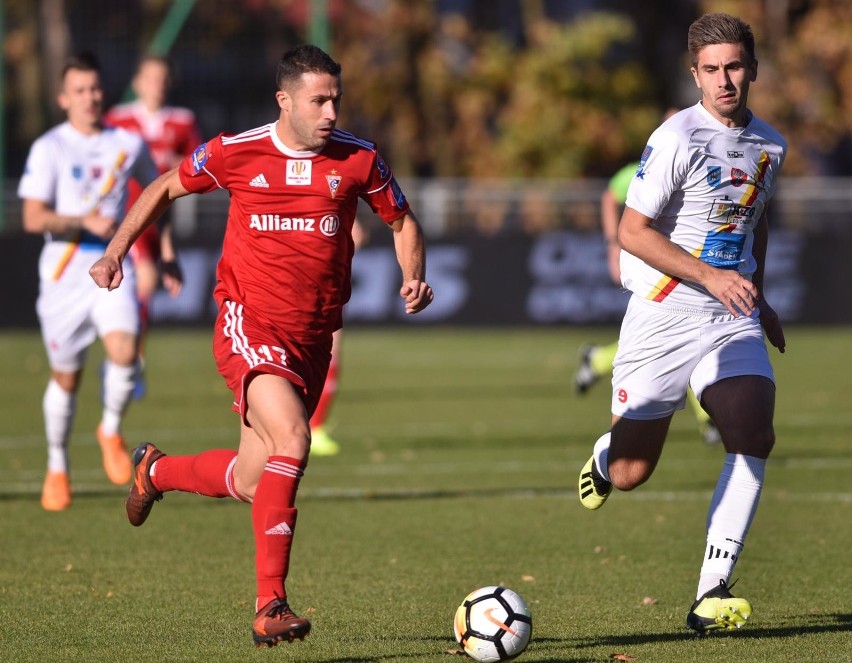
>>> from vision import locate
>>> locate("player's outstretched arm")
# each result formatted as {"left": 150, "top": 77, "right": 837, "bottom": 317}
{"left": 389, "top": 212, "right": 433, "bottom": 314}
{"left": 89, "top": 167, "right": 189, "bottom": 291}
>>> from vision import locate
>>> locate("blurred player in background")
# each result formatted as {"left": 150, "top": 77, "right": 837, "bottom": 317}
{"left": 574, "top": 111, "right": 721, "bottom": 445}
{"left": 17, "top": 52, "right": 160, "bottom": 510}
{"left": 309, "top": 216, "right": 367, "bottom": 456}
{"left": 105, "top": 54, "right": 200, "bottom": 395}
{"left": 577, "top": 13, "right": 786, "bottom": 633}
{"left": 90, "top": 45, "right": 433, "bottom": 647}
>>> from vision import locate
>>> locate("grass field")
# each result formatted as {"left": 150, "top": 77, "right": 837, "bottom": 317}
{"left": 1, "top": 326, "right": 850, "bottom": 663}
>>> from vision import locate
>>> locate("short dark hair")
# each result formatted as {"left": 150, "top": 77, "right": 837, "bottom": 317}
{"left": 61, "top": 50, "right": 101, "bottom": 81}
{"left": 687, "top": 13, "right": 755, "bottom": 67}
{"left": 276, "top": 44, "right": 341, "bottom": 91}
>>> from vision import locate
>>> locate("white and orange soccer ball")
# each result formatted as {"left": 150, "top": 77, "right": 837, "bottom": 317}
{"left": 453, "top": 586, "right": 532, "bottom": 662}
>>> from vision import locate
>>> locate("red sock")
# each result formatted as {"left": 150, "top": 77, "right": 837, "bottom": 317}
{"left": 152, "top": 449, "right": 239, "bottom": 499}
{"left": 310, "top": 350, "right": 339, "bottom": 427}
{"left": 138, "top": 299, "right": 150, "bottom": 350}
{"left": 252, "top": 456, "right": 304, "bottom": 608}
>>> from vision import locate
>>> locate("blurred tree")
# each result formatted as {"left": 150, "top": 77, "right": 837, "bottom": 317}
{"left": 4, "top": 0, "right": 851, "bottom": 181}
{"left": 3, "top": 0, "right": 46, "bottom": 148}
{"left": 334, "top": 6, "right": 667, "bottom": 178}
{"left": 484, "top": 13, "right": 662, "bottom": 178}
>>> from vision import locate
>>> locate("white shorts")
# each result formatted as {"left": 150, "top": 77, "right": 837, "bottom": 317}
{"left": 611, "top": 295, "right": 774, "bottom": 420}
{"left": 37, "top": 242, "right": 139, "bottom": 372}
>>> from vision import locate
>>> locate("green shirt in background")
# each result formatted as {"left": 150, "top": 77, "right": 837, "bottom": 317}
{"left": 608, "top": 162, "right": 639, "bottom": 205}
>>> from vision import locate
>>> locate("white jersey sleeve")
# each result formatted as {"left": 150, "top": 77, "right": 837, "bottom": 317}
{"left": 17, "top": 133, "right": 59, "bottom": 205}
{"left": 624, "top": 127, "right": 689, "bottom": 222}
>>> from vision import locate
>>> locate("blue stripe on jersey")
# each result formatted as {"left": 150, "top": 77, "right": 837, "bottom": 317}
{"left": 330, "top": 129, "right": 375, "bottom": 151}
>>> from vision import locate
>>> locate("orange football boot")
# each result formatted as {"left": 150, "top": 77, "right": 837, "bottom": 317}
{"left": 96, "top": 425, "right": 132, "bottom": 485}
{"left": 252, "top": 598, "right": 311, "bottom": 648}
{"left": 41, "top": 471, "right": 72, "bottom": 511}
{"left": 125, "top": 442, "right": 165, "bottom": 526}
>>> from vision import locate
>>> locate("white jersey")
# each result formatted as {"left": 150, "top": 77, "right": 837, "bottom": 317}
{"left": 18, "top": 121, "right": 157, "bottom": 283}
{"left": 17, "top": 122, "right": 157, "bottom": 368}
{"left": 620, "top": 102, "right": 787, "bottom": 313}
{"left": 18, "top": 121, "right": 157, "bottom": 235}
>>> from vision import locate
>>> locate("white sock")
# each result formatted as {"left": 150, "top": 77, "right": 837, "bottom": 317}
{"left": 43, "top": 379, "right": 76, "bottom": 473}
{"left": 696, "top": 453, "right": 765, "bottom": 598}
{"left": 592, "top": 432, "right": 611, "bottom": 483}
{"left": 100, "top": 361, "right": 137, "bottom": 435}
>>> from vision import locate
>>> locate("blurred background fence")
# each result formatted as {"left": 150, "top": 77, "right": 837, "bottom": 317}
{"left": 2, "top": 0, "right": 851, "bottom": 326}
{"left": 4, "top": 174, "right": 850, "bottom": 326}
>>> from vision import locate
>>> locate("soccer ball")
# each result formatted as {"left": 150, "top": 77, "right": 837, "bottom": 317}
{"left": 453, "top": 586, "right": 532, "bottom": 662}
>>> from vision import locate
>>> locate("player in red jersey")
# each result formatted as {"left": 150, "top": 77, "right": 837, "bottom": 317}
{"left": 90, "top": 45, "right": 433, "bottom": 647}
{"left": 104, "top": 55, "right": 199, "bottom": 396}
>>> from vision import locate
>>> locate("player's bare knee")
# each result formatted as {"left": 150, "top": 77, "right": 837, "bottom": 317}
{"left": 232, "top": 475, "right": 258, "bottom": 501}
{"left": 102, "top": 331, "right": 139, "bottom": 366}
{"left": 727, "top": 428, "right": 775, "bottom": 458}
{"left": 51, "top": 370, "right": 80, "bottom": 393}
{"left": 263, "top": 424, "right": 310, "bottom": 459}
{"left": 609, "top": 459, "right": 652, "bottom": 491}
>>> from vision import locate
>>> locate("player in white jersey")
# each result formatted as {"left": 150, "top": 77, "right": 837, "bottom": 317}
{"left": 17, "top": 52, "right": 160, "bottom": 511}
{"left": 576, "top": 14, "right": 787, "bottom": 634}
{"left": 573, "top": 108, "right": 723, "bottom": 446}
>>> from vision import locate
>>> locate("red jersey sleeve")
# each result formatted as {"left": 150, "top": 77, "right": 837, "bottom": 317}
{"left": 361, "top": 151, "right": 410, "bottom": 224}
{"left": 178, "top": 136, "right": 226, "bottom": 194}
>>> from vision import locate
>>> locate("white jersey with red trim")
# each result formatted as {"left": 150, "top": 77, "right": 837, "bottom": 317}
{"left": 18, "top": 121, "right": 156, "bottom": 226}
{"left": 17, "top": 122, "right": 157, "bottom": 283}
{"left": 178, "top": 122, "right": 410, "bottom": 343}
{"left": 620, "top": 102, "right": 787, "bottom": 313}
{"left": 16, "top": 122, "right": 154, "bottom": 358}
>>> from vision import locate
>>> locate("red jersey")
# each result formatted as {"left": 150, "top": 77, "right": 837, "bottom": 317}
{"left": 178, "top": 123, "right": 410, "bottom": 343}
{"left": 105, "top": 101, "right": 202, "bottom": 173}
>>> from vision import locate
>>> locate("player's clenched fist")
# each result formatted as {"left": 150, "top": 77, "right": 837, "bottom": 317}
{"left": 89, "top": 255, "right": 124, "bottom": 291}
{"left": 400, "top": 280, "right": 433, "bottom": 314}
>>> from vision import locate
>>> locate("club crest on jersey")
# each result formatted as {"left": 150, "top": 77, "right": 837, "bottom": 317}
{"left": 731, "top": 168, "right": 748, "bottom": 187}
{"left": 376, "top": 156, "right": 389, "bottom": 179}
{"left": 286, "top": 159, "right": 312, "bottom": 185}
{"left": 707, "top": 166, "right": 722, "bottom": 188}
{"left": 636, "top": 145, "right": 653, "bottom": 180}
{"left": 191, "top": 144, "right": 209, "bottom": 173}
{"left": 326, "top": 171, "right": 342, "bottom": 199}
{"left": 72, "top": 165, "right": 83, "bottom": 180}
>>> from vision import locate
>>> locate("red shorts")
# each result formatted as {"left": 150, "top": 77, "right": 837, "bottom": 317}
{"left": 128, "top": 224, "right": 161, "bottom": 264}
{"left": 212, "top": 300, "right": 332, "bottom": 424}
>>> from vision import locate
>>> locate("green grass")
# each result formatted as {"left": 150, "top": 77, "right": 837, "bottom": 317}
{"left": 1, "top": 326, "right": 850, "bottom": 662}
